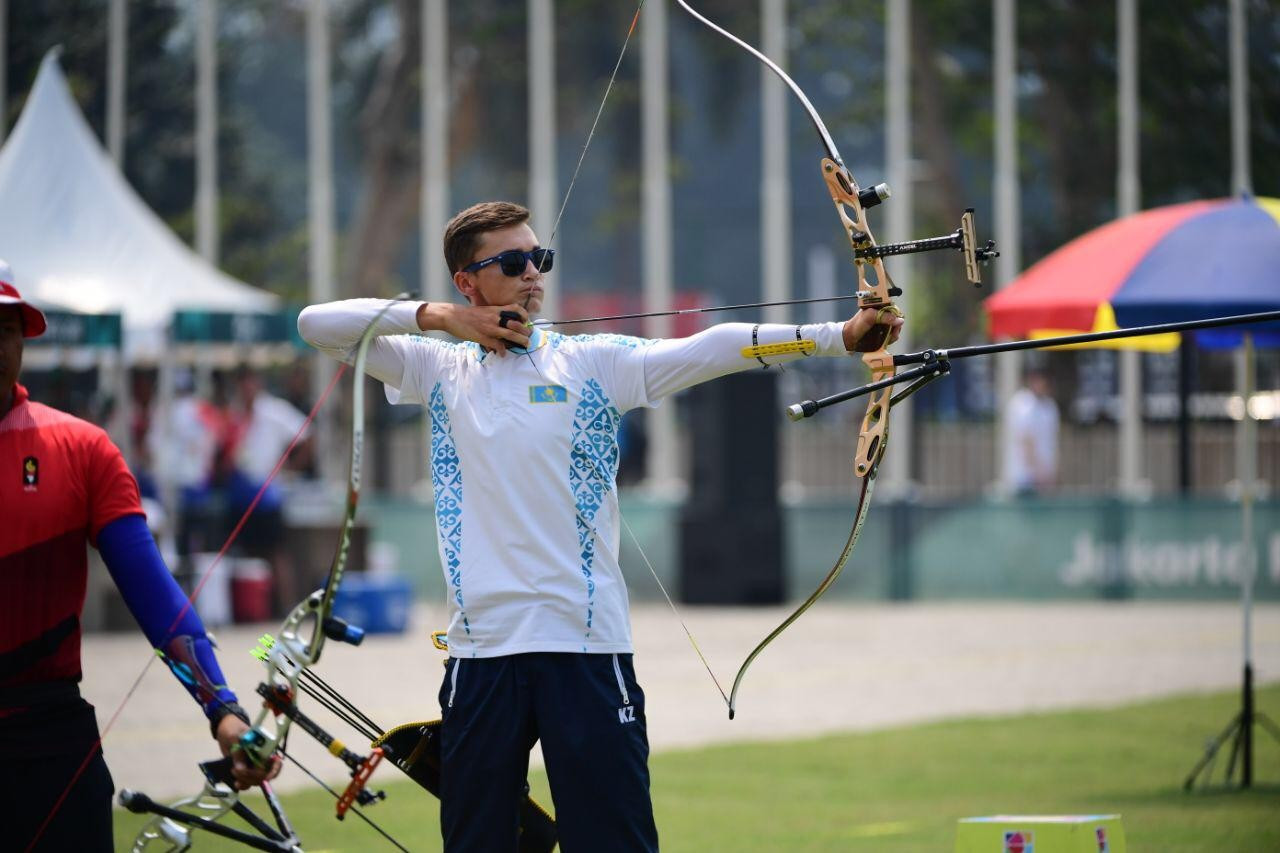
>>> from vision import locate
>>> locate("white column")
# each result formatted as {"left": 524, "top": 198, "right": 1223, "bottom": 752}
{"left": 307, "top": 0, "right": 338, "bottom": 483}
{"left": 1117, "top": 0, "right": 1142, "bottom": 497}
{"left": 641, "top": 0, "right": 679, "bottom": 490}
{"left": 993, "top": 0, "right": 1021, "bottom": 493}
{"left": 107, "top": 0, "right": 126, "bottom": 163}
{"left": 529, "top": 0, "right": 558, "bottom": 320}
{"left": 1237, "top": 335, "right": 1256, "bottom": 669}
{"left": 307, "top": 0, "right": 336, "bottom": 305}
{"left": 1229, "top": 0, "right": 1250, "bottom": 197}
{"left": 1229, "top": 0, "right": 1254, "bottom": 671}
{"left": 421, "top": 0, "right": 450, "bottom": 478}
{"left": 195, "top": 0, "right": 219, "bottom": 262}
{"left": 882, "top": 0, "right": 913, "bottom": 493}
{"left": 106, "top": 0, "right": 131, "bottom": 466}
{"left": 760, "top": 0, "right": 789, "bottom": 326}
{"left": 421, "top": 0, "right": 450, "bottom": 305}
{"left": 1117, "top": 0, "right": 1139, "bottom": 217}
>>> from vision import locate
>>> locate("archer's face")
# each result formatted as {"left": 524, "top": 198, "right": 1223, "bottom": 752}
{"left": 0, "top": 307, "right": 23, "bottom": 395}
{"left": 453, "top": 224, "right": 547, "bottom": 316}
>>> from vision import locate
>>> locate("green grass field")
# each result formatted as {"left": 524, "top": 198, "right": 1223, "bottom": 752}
{"left": 115, "top": 684, "right": 1280, "bottom": 851}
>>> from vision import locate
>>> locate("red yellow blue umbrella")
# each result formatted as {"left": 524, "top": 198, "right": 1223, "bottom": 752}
{"left": 985, "top": 195, "right": 1280, "bottom": 351}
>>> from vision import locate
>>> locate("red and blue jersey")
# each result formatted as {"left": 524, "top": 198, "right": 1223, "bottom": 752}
{"left": 0, "top": 383, "right": 142, "bottom": 691}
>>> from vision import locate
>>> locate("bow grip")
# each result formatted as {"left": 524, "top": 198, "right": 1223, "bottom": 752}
{"left": 854, "top": 303, "right": 902, "bottom": 353}
{"left": 855, "top": 323, "right": 892, "bottom": 353}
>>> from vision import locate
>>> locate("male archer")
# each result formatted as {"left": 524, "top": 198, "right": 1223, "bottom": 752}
{"left": 0, "top": 261, "right": 278, "bottom": 850}
{"left": 298, "top": 200, "right": 903, "bottom": 850}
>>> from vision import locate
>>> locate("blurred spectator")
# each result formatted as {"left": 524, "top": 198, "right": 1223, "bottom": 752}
{"left": 147, "top": 369, "right": 220, "bottom": 556}
{"left": 279, "top": 362, "right": 319, "bottom": 478}
{"left": 129, "top": 367, "right": 158, "bottom": 500}
{"left": 226, "top": 365, "right": 310, "bottom": 614}
{"left": 1004, "top": 369, "right": 1059, "bottom": 496}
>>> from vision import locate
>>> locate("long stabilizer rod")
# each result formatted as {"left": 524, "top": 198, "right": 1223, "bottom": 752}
{"left": 788, "top": 308, "right": 1280, "bottom": 420}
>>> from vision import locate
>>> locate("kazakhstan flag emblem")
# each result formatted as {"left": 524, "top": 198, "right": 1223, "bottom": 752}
{"left": 529, "top": 385, "right": 568, "bottom": 403}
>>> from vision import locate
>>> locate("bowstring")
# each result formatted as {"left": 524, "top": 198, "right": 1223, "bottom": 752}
{"left": 513, "top": 0, "right": 729, "bottom": 709}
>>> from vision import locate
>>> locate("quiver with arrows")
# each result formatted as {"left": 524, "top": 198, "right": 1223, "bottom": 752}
{"left": 375, "top": 719, "right": 558, "bottom": 853}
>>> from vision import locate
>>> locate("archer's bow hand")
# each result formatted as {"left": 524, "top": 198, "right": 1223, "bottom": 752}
{"left": 843, "top": 306, "right": 904, "bottom": 353}
{"left": 420, "top": 302, "right": 531, "bottom": 356}
{"left": 215, "top": 715, "right": 282, "bottom": 790}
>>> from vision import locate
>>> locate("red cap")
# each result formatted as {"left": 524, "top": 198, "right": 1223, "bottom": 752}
{"left": 0, "top": 260, "right": 48, "bottom": 338}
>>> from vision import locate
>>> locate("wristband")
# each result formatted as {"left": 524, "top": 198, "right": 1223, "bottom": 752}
{"left": 209, "top": 701, "right": 250, "bottom": 739}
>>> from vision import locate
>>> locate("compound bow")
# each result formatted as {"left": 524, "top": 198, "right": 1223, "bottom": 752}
{"left": 119, "top": 302, "right": 407, "bottom": 852}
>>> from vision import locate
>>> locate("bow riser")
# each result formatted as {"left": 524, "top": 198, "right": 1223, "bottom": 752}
{"left": 125, "top": 784, "right": 236, "bottom": 852}
{"left": 820, "top": 159, "right": 895, "bottom": 306}
{"left": 236, "top": 596, "right": 324, "bottom": 769}
{"left": 820, "top": 156, "right": 899, "bottom": 479}
{"left": 854, "top": 358, "right": 894, "bottom": 478}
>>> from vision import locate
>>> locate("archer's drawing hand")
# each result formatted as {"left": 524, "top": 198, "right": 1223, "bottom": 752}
{"left": 843, "top": 306, "right": 904, "bottom": 353}
{"left": 438, "top": 304, "right": 531, "bottom": 355}
{"left": 216, "top": 715, "right": 282, "bottom": 790}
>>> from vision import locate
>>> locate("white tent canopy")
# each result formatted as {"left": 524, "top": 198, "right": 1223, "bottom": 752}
{"left": 0, "top": 50, "right": 277, "bottom": 360}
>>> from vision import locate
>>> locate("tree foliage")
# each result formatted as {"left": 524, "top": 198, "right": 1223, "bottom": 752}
{"left": 5, "top": 1, "right": 1275, "bottom": 322}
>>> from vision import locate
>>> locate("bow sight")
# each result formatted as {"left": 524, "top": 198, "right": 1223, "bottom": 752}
{"left": 852, "top": 208, "right": 1000, "bottom": 287}
{"left": 823, "top": 169, "right": 999, "bottom": 290}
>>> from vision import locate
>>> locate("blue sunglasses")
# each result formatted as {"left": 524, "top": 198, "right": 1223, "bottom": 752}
{"left": 463, "top": 248, "right": 555, "bottom": 277}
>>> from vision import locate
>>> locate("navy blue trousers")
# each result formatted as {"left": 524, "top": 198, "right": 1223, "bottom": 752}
{"left": 1, "top": 698, "right": 114, "bottom": 852}
{"left": 438, "top": 652, "right": 659, "bottom": 852}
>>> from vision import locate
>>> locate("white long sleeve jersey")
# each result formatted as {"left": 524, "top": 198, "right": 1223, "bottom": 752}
{"left": 298, "top": 299, "right": 852, "bottom": 657}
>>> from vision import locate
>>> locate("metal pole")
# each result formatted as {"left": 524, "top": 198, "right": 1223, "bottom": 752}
{"left": 195, "top": 0, "right": 219, "bottom": 262}
{"left": 993, "top": 0, "right": 1021, "bottom": 492}
{"left": 641, "top": 0, "right": 680, "bottom": 490}
{"left": 1231, "top": 0, "right": 1254, "bottom": 787}
{"left": 883, "top": 0, "right": 912, "bottom": 494}
{"left": 106, "top": 0, "right": 131, "bottom": 468}
{"left": 422, "top": 0, "right": 449, "bottom": 305}
{"left": 1238, "top": 333, "right": 1256, "bottom": 787}
{"left": 1178, "top": 337, "right": 1192, "bottom": 493}
{"left": 307, "top": 0, "right": 338, "bottom": 484}
{"left": 1229, "top": 0, "right": 1250, "bottom": 197}
{"left": 421, "top": 0, "right": 450, "bottom": 480}
{"left": 307, "top": 0, "right": 335, "bottom": 306}
{"left": 529, "top": 0, "right": 558, "bottom": 321}
{"left": 107, "top": 0, "right": 126, "bottom": 164}
{"left": 760, "top": 0, "right": 789, "bottom": 326}
{"left": 1117, "top": 0, "right": 1142, "bottom": 498}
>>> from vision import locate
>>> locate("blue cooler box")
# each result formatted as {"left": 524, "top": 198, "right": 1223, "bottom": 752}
{"left": 332, "top": 573, "right": 412, "bottom": 634}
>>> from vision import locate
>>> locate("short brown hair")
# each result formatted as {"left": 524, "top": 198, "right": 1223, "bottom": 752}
{"left": 443, "top": 201, "right": 531, "bottom": 274}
